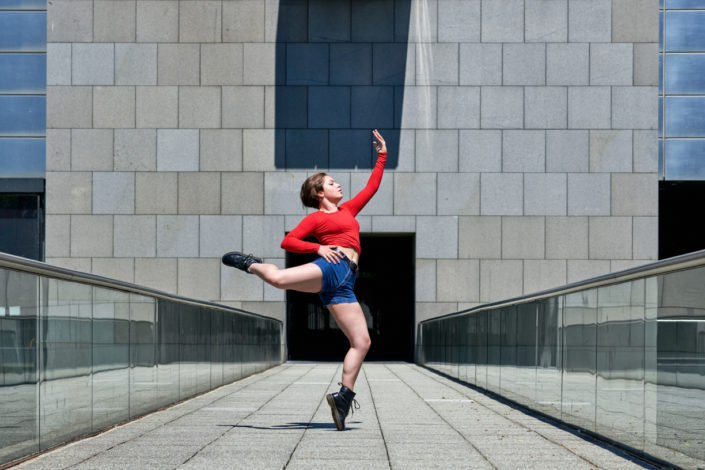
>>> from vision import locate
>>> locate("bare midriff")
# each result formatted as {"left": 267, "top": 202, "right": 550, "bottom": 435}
{"left": 336, "top": 246, "right": 359, "bottom": 264}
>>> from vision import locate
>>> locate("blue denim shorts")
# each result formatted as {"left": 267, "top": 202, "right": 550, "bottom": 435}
{"left": 311, "top": 252, "right": 358, "bottom": 306}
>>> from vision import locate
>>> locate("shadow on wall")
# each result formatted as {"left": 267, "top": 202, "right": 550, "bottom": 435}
{"left": 275, "top": 0, "right": 410, "bottom": 169}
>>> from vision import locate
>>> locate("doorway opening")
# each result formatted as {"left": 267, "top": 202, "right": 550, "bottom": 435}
{"left": 286, "top": 234, "right": 414, "bottom": 361}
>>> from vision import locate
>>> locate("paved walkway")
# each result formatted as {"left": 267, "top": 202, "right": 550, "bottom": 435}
{"left": 15, "top": 363, "right": 655, "bottom": 470}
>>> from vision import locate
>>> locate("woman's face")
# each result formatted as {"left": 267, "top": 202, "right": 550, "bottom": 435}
{"left": 319, "top": 175, "right": 343, "bottom": 203}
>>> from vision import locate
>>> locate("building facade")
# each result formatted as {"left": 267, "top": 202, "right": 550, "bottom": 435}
{"left": 31, "top": 0, "right": 659, "bottom": 338}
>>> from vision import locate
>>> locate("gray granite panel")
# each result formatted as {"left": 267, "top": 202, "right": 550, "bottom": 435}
{"left": 46, "top": 172, "right": 92, "bottom": 214}
{"left": 394, "top": 173, "right": 436, "bottom": 215}
{"left": 330, "top": 44, "right": 372, "bottom": 86}
{"left": 223, "top": 0, "right": 265, "bottom": 42}
{"left": 590, "top": 43, "right": 633, "bottom": 86}
{"left": 135, "top": 172, "right": 177, "bottom": 214}
{"left": 309, "top": 0, "right": 350, "bottom": 42}
{"left": 415, "top": 259, "right": 436, "bottom": 302}
{"left": 222, "top": 172, "right": 264, "bottom": 215}
{"left": 93, "top": 172, "right": 135, "bottom": 215}
{"left": 589, "top": 130, "right": 632, "bottom": 172}
{"left": 222, "top": 86, "right": 263, "bottom": 129}
{"left": 265, "top": 0, "right": 308, "bottom": 42}
{"left": 137, "top": 1, "right": 178, "bottom": 42}
{"left": 633, "top": 216, "right": 658, "bottom": 260}
{"left": 116, "top": 44, "right": 157, "bottom": 85}
{"left": 47, "top": 129, "right": 71, "bottom": 171}
{"left": 546, "top": 216, "right": 588, "bottom": 259}
{"left": 438, "top": 0, "right": 480, "bottom": 42}
{"left": 546, "top": 130, "right": 588, "bottom": 172}
{"left": 201, "top": 44, "right": 243, "bottom": 86}
{"left": 243, "top": 216, "right": 286, "bottom": 258}
{"left": 114, "top": 130, "right": 157, "bottom": 172}
{"left": 93, "top": 86, "right": 135, "bottom": 128}
{"left": 135, "top": 258, "right": 176, "bottom": 293}
{"left": 525, "top": 87, "right": 567, "bottom": 129}
{"left": 373, "top": 43, "right": 411, "bottom": 86}
{"left": 524, "top": 173, "right": 567, "bottom": 216}
{"left": 438, "top": 87, "right": 480, "bottom": 129}
{"left": 588, "top": 217, "right": 632, "bottom": 260}
{"left": 459, "top": 43, "right": 502, "bottom": 86}
{"left": 481, "top": 87, "right": 523, "bottom": 129}
{"left": 179, "top": 1, "right": 222, "bottom": 43}
{"left": 633, "top": 129, "right": 658, "bottom": 172}
{"left": 612, "top": 0, "right": 659, "bottom": 43}
{"left": 114, "top": 215, "right": 156, "bottom": 257}
{"left": 416, "top": 130, "right": 458, "bottom": 172}
{"left": 480, "top": 173, "right": 523, "bottom": 216}
{"left": 371, "top": 216, "right": 415, "bottom": 233}
{"left": 275, "top": 86, "right": 308, "bottom": 128}
{"left": 287, "top": 44, "right": 329, "bottom": 85}
{"left": 71, "top": 129, "right": 113, "bottom": 171}
{"left": 459, "top": 130, "right": 501, "bottom": 172}
{"left": 480, "top": 260, "right": 524, "bottom": 302}
{"left": 437, "top": 173, "right": 480, "bottom": 215}
{"left": 568, "top": 87, "right": 610, "bottom": 129}
{"left": 201, "top": 130, "right": 243, "bottom": 172}
{"left": 634, "top": 43, "right": 658, "bottom": 86}
{"left": 47, "top": 0, "right": 93, "bottom": 42}
{"left": 47, "top": 43, "right": 71, "bottom": 86}
{"left": 157, "top": 130, "right": 199, "bottom": 171}
{"left": 177, "top": 258, "right": 220, "bottom": 301}
{"left": 611, "top": 173, "right": 658, "bottom": 216}
{"left": 244, "top": 44, "right": 276, "bottom": 85}
{"left": 612, "top": 87, "right": 658, "bottom": 130}
{"left": 136, "top": 86, "right": 178, "bottom": 128}
{"left": 526, "top": 0, "right": 568, "bottom": 42}
{"left": 567, "top": 259, "right": 611, "bottom": 283}
{"left": 157, "top": 44, "right": 200, "bottom": 86}
{"left": 264, "top": 172, "right": 307, "bottom": 215}
{"left": 437, "top": 259, "right": 480, "bottom": 302}
{"left": 70, "top": 215, "right": 113, "bottom": 257}
{"left": 179, "top": 86, "right": 221, "bottom": 129}
{"left": 350, "top": 171, "right": 393, "bottom": 216}
{"left": 45, "top": 215, "right": 70, "bottom": 257}
{"left": 404, "top": 0, "right": 438, "bottom": 42}
{"left": 567, "top": 173, "right": 610, "bottom": 216}
{"left": 178, "top": 173, "right": 221, "bottom": 215}
{"left": 502, "top": 216, "right": 545, "bottom": 259}
{"left": 308, "top": 87, "right": 350, "bottom": 129}
{"left": 286, "top": 130, "right": 328, "bottom": 169}
{"left": 568, "top": 0, "right": 611, "bottom": 42}
{"left": 458, "top": 216, "right": 501, "bottom": 258}
{"left": 524, "top": 259, "right": 567, "bottom": 294}
{"left": 72, "top": 44, "right": 114, "bottom": 85}
{"left": 503, "top": 130, "right": 545, "bottom": 172}
{"left": 352, "top": 0, "right": 394, "bottom": 42}
{"left": 416, "top": 44, "right": 458, "bottom": 86}
{"left": 47, "top": 86, "right": 93, "bottom": 129}
{"left": 546, "top": 43, "right": 589, "bottom": 86}
{"left": 156, "top": 215, "right": 199, "bottom": 257}
{"left": 351, "top": 87, "right": 394, "bottom": 130}
{"left": 94, "top": 0, "right": 135, "bottom": 42}
{"left": 243, "top": 129, "right": 284, "bottom": 172}
{"left": 481, "top": 0, "right": 524, "bottom": 42}
{"left": 396, "top": 86, "right": 437, "bottom": 129}
{"left": 503, "top": 44, "right": 546, "bottom": 86}
{"left": 416, "top": 216, "right": 458, "bottom": 258}
{"left": 329, "top": 130, "right": 374, "bottom": 169}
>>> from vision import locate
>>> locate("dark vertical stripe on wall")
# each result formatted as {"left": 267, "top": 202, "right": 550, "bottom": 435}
{"left": 275, "top": 0, "right": 409, "bottom": 169}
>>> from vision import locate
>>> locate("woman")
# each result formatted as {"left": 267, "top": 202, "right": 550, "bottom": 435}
{"left": 222, "top": 129, "right": 387, "bottom": 431}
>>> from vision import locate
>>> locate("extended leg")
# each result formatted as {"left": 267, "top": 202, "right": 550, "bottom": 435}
{"left": 249, "top": 262, "right": 323, "bottom": 293}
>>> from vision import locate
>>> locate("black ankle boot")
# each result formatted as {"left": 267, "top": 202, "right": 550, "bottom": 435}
{"left": 221, "top": 251, "right": 262, "bottom": 272}
{"left": 326, "top": 385, "right": 357, "bottom": 431}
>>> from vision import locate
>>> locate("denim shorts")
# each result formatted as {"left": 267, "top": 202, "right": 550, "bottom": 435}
{"left": 311, "top": 252, "right": 358, "bottom": 306}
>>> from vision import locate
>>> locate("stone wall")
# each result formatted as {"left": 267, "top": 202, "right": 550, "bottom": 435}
{"left": 45, "top": 0, "right": 659, "bottom": 328}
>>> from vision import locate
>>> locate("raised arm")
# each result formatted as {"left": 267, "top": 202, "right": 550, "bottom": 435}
{"left": 341, "top": 130, "right": 388, "bottom": 217}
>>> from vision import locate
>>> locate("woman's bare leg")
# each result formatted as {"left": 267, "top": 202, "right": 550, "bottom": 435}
{"left": 327, "top": 302, "right": 371, "bottom": 390}
{"left": 249, "top": 262, "right": 323, "bottom": 293}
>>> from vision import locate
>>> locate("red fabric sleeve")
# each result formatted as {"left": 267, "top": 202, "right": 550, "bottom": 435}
{"left": 280, "top": 213, "right": 321, "bottom": 254}
{"left": 340, "top": 152, "right": 387, "bottom": 217}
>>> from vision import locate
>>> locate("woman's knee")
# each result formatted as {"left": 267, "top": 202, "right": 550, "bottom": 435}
{"left": 354, "top": 334, "right": 371, "bottom": 353}
{"left": 263, "top": 270, "right": 286, "bottom": 289}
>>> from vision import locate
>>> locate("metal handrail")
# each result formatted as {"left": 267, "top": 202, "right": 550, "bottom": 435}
{"left": 0, "top": 251, "right": 282, "bottom": 324}
{"left": 419, "top": 248, "right": 705, "bottom": 324}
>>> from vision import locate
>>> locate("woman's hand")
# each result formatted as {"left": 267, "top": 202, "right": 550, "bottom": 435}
{"left": 318, "top": 245, "right": 344, "bottom": 264}
{"left": 372, "top": 129, "right": 387, "bottom": 154}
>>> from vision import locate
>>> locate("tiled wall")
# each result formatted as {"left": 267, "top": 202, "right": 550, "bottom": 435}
{"left": 45, "top": 0, "right": 659, "bottom": 327}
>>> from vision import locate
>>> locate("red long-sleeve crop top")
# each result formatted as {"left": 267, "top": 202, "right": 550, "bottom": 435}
{"left": 281, "top": 152, "right": 387, "bottom": 256}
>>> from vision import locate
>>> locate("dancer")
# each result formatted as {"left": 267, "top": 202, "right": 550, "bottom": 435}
{"left": 222, "top": 129, "right": 387, "bottom": 431}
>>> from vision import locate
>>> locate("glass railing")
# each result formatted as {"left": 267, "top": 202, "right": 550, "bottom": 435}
{"left": 418, "top": 249, "right": 705, "bottom": 470}
{"left": 0, "top": 252, "right": 283, "bottom": 466}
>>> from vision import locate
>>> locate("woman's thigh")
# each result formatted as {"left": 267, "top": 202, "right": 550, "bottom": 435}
{"left": 327, "top": 302, "right": 370, "bottom": 347}
{"left": 274, "top": 262, "right": 323, "bottom": 293}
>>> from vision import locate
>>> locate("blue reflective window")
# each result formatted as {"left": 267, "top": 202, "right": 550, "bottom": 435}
{"left": 659, "top": 53, "right": 663, "bottom": 90}
{"left": 659, "top": 139, "right": 664, "bottom": 178}
{"left": 659, "top": 96, "right": 663, "bottom": 138}
{"left": 667, "top": 0, "right": 705, "bottom": 8}
{"left": 0, "top": 0, "right": 46, "bottom": 10}
{"left": 660, "top": 11, "right": 664, "bottom": 52}
{"left": 664, "top": 139, "right": 705, "bottom": 179}
{"left": 665, "top": 54, "right": 705, "bottom": 93}
{"left": 0, "top": 96, "right": 45, "bottom": 136}
{"left": 666, "top": 11, "right": 705, "bottom": 52}
{"left": 0, "top": 11, "right": 46, "bottom": 52}
{"left": 0, "top": 138, "right": 45, "bottom": 176}
{"left": 0, "top": 54, "right": 46, "bottom": 93}
{"left": 665, "top": 96, "right": 705, "bottom": 137}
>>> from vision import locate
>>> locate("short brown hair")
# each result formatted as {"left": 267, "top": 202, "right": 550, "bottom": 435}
{"left": 300, "top": 172, "right": 327, "bottom": 209}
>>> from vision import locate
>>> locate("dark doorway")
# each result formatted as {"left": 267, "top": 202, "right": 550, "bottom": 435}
{"left": 286, "top": 234, "right": 414, "bottom": 361}
{"left": 659, "top": 180, "right": 705, "bottom": 259}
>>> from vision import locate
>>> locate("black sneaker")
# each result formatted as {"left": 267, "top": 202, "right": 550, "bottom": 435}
{"left": 221, "top": 252, "right": 262, "bottom": 273}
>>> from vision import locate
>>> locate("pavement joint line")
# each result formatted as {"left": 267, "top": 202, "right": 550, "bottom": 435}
{"left": 362, "top": 365, "right": 393, "bottom": 469}
{"left": 383, "top": 363, "right": 499, "bottom": 470}
{"left": 409, "top": 364, "right": 640, "bottom": 470}
{"left": 282, "top": 364, "right": 344, "bottom": 469}
{"left": 180, "top": 363, "right": 318, "bottom": 467}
